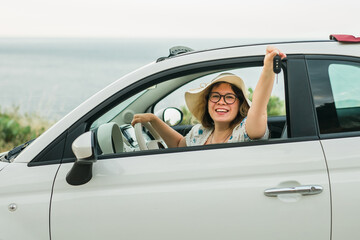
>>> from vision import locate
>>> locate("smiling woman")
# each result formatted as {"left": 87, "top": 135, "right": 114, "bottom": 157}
{"left": 184, "top": 73, "right": 254, "bottom": 145}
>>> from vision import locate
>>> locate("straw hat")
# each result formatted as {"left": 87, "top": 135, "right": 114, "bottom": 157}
{"left": 185, "top": 73, "right": 251, "bottom": 121}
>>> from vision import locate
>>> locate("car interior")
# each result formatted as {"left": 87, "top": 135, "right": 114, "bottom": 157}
{"left": 90, "top": 66, "right": 287, "bottom": 155}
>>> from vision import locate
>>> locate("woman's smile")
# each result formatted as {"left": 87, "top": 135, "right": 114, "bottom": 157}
{"left": 215, "top": 108, "right": 229, "bottom": 114}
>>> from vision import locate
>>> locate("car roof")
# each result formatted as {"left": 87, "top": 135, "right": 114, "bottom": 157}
{"left": 164, "top": 40, "right": 360, "bottom": 60}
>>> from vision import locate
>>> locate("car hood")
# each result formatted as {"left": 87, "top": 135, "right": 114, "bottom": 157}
{"left": 0, "top": 161, "right": 9, "bottom": 172}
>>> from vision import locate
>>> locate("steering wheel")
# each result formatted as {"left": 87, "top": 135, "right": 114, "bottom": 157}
{"left": 134, "top": 122, "right": 167, "bottom": 150}
{"left": 97, "top": 122, "right": 124, "bottom": 154}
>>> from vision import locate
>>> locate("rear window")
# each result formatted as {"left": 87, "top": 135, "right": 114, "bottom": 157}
{"left": 308, "top": 59, "right": 360, "bottom": 134}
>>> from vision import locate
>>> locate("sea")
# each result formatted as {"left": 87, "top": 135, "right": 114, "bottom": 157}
{"left": 0, "top": 38, "right": 283, "bottom": 121}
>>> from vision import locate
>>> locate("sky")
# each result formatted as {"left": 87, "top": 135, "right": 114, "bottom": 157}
{"left": 0, "top": 0, "right": 359, "bottom": 39}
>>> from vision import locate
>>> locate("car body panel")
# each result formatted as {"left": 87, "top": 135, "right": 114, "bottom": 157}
{"left": 320, "top": 136, "right": 360, "bottom": 240}
{"left": 0, "top": 162, "right": 9, "bottom": 171}
{"left": 0, "top": 163, "right": 60, "bottom": 239}
{"left": 51, "top": 141, "right": 330, "bottom": 240}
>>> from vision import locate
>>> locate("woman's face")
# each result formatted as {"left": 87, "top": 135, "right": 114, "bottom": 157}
{"left": 207, "top": 83, "right": 240, "bottom": 126}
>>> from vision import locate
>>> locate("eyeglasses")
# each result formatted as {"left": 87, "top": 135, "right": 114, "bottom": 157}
{"left": 208, "top": 92, "right": 238, "bottom": 104}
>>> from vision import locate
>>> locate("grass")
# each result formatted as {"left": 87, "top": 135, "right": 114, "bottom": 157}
{"left": 0, "top": 106, "right": 52, "bottom": 152}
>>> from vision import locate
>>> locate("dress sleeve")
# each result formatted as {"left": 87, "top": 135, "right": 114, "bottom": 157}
{"left": 185, "top": 124, "right": 200, "bottom": 146}
{"left": 241, "top": 117, "right": 269, "bottom": 141}
{"left": 229, "top": 117, "right": 269, "bottom": 143}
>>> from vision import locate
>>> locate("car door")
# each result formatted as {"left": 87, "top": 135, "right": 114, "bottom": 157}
{"left": 50, "top": 56, "right": 331, "bottom": 240}
{"left": 0, "top": 161, "right": 60, "bottom": 239}
{"left": 307, "top": 56, "right": 360, "bottom": 240}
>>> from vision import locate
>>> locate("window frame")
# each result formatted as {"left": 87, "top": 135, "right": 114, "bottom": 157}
{"left": 286, "top": 55, "right": 319, "bottom": 138}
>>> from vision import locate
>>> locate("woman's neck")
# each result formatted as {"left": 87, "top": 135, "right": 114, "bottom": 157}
{"left": 211, "top": 123, "right": 233, "bottom": 144}
{"left": 213, "top": 122, "right": 231, "bottom": 132}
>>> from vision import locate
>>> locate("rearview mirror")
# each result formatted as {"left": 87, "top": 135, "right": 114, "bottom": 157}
{"left": 66, "top": 131, "right": 97, "bottom": 186}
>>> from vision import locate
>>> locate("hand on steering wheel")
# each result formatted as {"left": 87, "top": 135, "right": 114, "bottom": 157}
{"left": 134, "top": 122, "right": 168, "bottom": 150}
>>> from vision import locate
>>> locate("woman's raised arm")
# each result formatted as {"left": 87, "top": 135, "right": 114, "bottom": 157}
{"left": 245, "top": 46, "right": 286, "bottom": 139}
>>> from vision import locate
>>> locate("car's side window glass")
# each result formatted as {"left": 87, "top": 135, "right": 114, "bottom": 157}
{"left": 90, "top": 65, "right": 287, "bottom": 158}
{"left": 329, "top": 64, "right": 360, "bottom": 131}
{"left": 308, "top": 59, "right": 360, "bottom": 134}
{"left": 329, "top": 64, "right": 360, "bottom": 108}
{"left": 154, "top": 67, "right": 286, "bottom": 124}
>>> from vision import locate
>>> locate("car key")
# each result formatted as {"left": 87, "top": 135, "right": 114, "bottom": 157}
{"left": 273, "top": 54, "right": 281, "bottom": 74}
{"left": 273, "top": 54, "right": 281, "bottom": 83}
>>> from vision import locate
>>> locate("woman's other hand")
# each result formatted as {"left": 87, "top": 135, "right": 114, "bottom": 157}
{"left": 131, "top": 113, "right": 156, "bottom": 127}
{"left": 131, "top": 113, "right": 186, "bottom": 148}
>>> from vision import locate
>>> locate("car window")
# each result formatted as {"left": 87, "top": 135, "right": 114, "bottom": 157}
{"left": 154, "top": 67, "right": 286, "bottom": 125}
{"left": 89, "top": 64, "right": 287, "bottom": 157}
{"left": 329, "top": 64, "right": 360, "bottom": 109}
{"left": 307, "top": 59, "right": 360, "bottom": 134}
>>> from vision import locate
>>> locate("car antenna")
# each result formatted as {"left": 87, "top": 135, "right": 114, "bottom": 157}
{"left": 157, "top": 46, "right": 194, "bottom": 62}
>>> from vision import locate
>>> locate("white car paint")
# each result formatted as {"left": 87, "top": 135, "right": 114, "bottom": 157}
{"left": 0, "top": 162, "right": 59, "bottom": 239}
{"left": 51, "top": 141, "right": 330, "bottom": 240}
{"left": 0, "top": 161, "right": 9, "bottom": 171}
{"left": 320, "top": 137, "right": 360, "bottom": 239}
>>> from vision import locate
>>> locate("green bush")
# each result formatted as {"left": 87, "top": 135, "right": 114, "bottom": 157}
{"left": 180, "top": 106, "right": 198, "bottom": 125}
{"left": 248, "top": 88, "right": 285, "bottom": 116}
{"left": 0, "top": 107, "right": 51, "bottom": 152}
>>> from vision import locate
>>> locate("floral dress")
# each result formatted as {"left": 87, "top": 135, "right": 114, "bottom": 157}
{"left": 185, "top": 117, "right": 269, "bottom": 146}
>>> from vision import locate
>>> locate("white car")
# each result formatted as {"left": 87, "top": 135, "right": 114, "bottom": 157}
{"left": 1, "top": 35, "right": 360, "bottom": 240}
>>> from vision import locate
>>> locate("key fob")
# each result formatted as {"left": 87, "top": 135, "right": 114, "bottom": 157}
{"left": 273, "top": 55, "right": 281, "bottom": 74}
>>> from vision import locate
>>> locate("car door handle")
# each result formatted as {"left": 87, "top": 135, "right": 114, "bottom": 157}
{"left": 264, "top": 185, "right": 323, "bottom": 197}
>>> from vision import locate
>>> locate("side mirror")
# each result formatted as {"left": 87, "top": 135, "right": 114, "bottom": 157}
{"left": 66, "top": 131, "right": 97, "bottom": 186}
{"left": 156, "top": 107, "right": 183, "bottom": 126}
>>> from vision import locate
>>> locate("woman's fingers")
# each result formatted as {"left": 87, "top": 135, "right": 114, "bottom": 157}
{"left": 264, "top": 46, "right": 286, "bottom": 70}
{"left": 131, "top": 114, "right": 142, "bottom": 126}
{"left": 266, "top": 46, "right": 286, "bottom": 59}
{"left": 131, "top": 113, "right": 154, "bottom": 126}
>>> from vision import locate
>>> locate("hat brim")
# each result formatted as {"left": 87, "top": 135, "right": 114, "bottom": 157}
{"left": 185, "top": 73, "right": 251, "bottom": 121}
